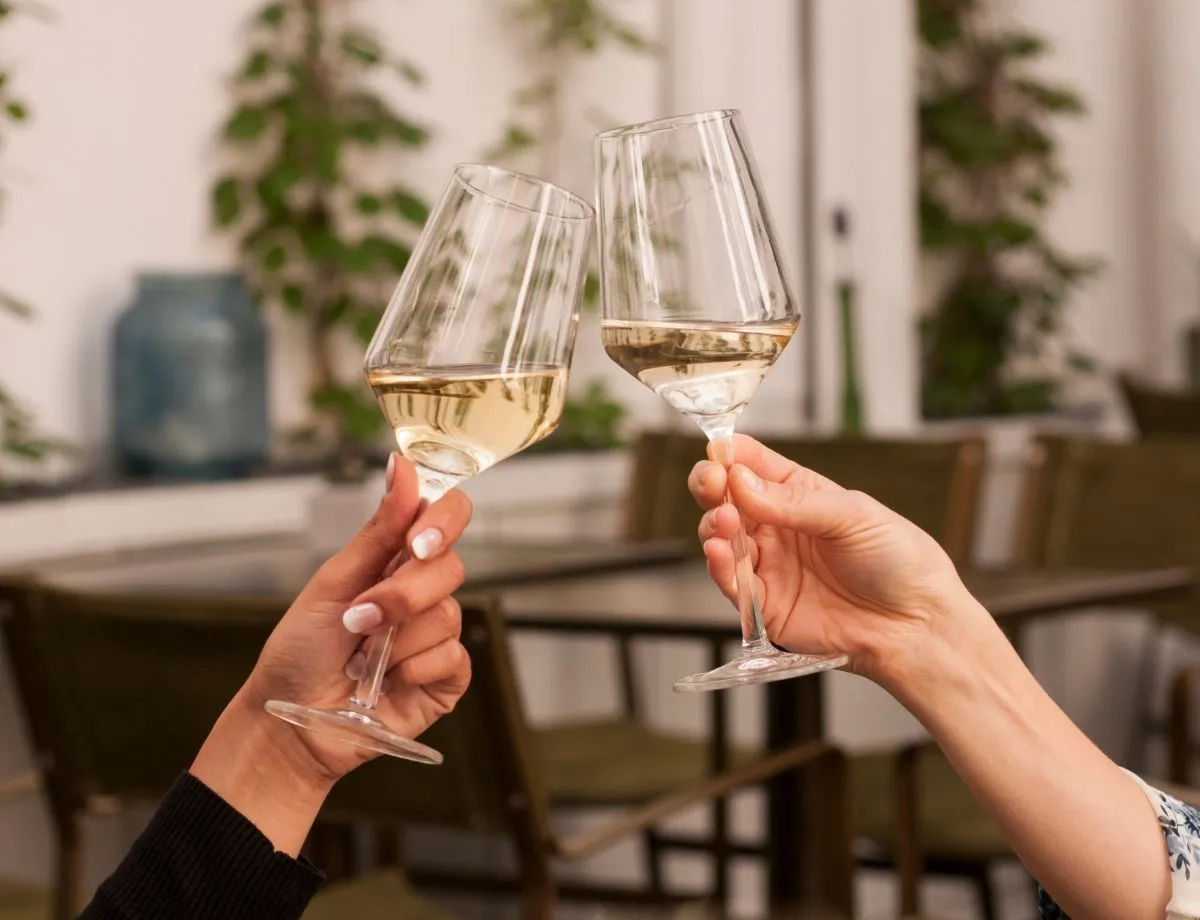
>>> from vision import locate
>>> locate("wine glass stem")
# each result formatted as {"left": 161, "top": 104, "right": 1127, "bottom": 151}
{"left": 348, "top": 473, "right": 450, "bottom": 712}
{"left": 711, "top": 434, "right": 773, "bottom": 656}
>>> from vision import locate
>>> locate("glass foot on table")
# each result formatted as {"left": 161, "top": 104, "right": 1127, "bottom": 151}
{"left": 265, "top": 700, "right": 443, "bottom": 764}
{"left": 673, "top": 649, "right": 849, "bottom": 692}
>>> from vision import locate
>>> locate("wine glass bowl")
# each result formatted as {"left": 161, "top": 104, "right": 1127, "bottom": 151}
{"left": 595, "top": 110, "right": 848, "bottom": 691}
{"left": 267, "top": 164, "right": 594, "bottom": 761}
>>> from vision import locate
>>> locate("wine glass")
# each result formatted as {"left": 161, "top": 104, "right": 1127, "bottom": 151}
{"left": 595, "top": 109, "right": 849, "bottom": 691}
{"left": 267, "top": 164, "right": 594, "bottom": 761}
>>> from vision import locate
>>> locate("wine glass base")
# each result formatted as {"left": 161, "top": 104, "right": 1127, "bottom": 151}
{"left": 673, "top": 649, "right": 849, "bottom": 692}
{"left": 265, "top": 700, "right": 443, "bottom": 764}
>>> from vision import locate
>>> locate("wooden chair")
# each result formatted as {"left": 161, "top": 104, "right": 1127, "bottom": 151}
{"left": 1118, "top": 373, "right": 1200, "bottom": 437}
{"left": 320, "top": 596, "right": 854, "bottom": 918}
{"left": 539, "top": 431, "right": 998, "bottom": 917}
{"left": 1009, "top": 436, "right": 1200, "bottom": 788}
{"left": 0, "top": 579, "right": 277, "bottom": 918}
{"left": 0, "top": 581, "right": 464, "bottom": 919}
{"left": 0, "top": 771, "right": 50, "bottom": 920}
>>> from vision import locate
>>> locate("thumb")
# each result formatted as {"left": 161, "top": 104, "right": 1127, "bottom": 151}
{"left": 304, "top": 454, "right": 422, "bottom": 603}
{"left": 728, "top": 463, "right": 874, "bottom": 539}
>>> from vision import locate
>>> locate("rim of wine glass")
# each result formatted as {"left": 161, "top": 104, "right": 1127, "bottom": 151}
{"left": 452, "top": 163, "right": 594, "bottom": 222}
{"left": 596, "top": 108, "right": 739, "bottom": 141}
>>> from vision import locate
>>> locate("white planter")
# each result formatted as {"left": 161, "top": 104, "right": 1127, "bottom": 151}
{"left": 461, "top": 449, "right": 631, "bottom": 540}
{"left": 306, "top": 479, "right": 378, "bottom": 556}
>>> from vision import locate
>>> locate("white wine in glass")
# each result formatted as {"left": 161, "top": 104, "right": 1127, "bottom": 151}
{"left": 596, "top": 110, "right": 848, "bottom": 691}
{"left": 601, "top": 320, "right": 797, "bottom": 435}
{"left": 267, "top": 164, "right": 593, "bottom": 762}
{"left": 367, "top": 364, "right": 569, "bottom": 495}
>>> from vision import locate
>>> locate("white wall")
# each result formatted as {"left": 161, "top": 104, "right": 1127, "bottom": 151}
{"left": 1, "top": 1, "right": 1195, "bottom": 451}
{"left": 0, "top": 0, "right": 924, "bottom": 468}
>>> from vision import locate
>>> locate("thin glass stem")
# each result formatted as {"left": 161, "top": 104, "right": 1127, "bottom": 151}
{"left": 348, "top": 474, "right": 449, "bottom": 712}
{"left": 710, "top": 434, "right": 774, "bottom": 656}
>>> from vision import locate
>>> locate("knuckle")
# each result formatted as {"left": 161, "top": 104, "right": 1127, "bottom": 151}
{"left": 431, "top": 597, "right": 461, "bottom": 637}
{"left": 844, "top": 489, "right": 876, "bottom": 515}
{"left": 388, "top": 581, "right": 418, "bottom": 617}
{"left": 442, "top": 551, "right": 466, "bottom": 586}
{"left": 453, "top": 489, "right": 474, "bottom": 519}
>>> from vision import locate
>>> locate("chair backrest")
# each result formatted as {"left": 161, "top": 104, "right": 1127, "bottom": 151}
{"left": 624, "top": 431, "right": 987, "bottom": 563}
{"left": 1119, "top": 373, "right": 1200, "bottom": 437}
{"left": 324, "top": 597, "right": 552, "bottom": 848}
{"left": 1013, "top": 435, "right": 1200, "bottom": 628}
{"left": 0, "top": 581, "right": 276, "bottom": 815}
{"left": 1, "top": 580, "right": 555, "bottom": 856}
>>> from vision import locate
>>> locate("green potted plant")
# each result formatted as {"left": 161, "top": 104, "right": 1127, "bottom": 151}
{"left": 917, "top": 0, "right": 1101, "bottom": 421}
{"left": 0, "top": 1, "right": 66, "bottom": 492}
{"left": 487, "top": 0, "right": 651, "bottom": 456}
{"left": 211, "top": 0, "right": 430, "bottom": 546}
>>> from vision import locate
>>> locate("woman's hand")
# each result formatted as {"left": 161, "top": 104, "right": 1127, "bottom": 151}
{"left": 688, "top": 435, "right": 981, "bottom": 684}
{"left": 192, "top": 454, "right": 472, "bottom": 854}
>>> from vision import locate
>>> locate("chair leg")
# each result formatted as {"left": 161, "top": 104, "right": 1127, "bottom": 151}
{"left": 973, "top": 864, "right": 998, "bottom": 920}
{"left": 1170, "top": 664, "right": 1200, "bottom": 785}
{"left": 308, "top": 822, "right": 356, "bottom": 881}
{"left": 54, "top": 816, "right": 80, "bottom": 920}
{"left": 710, "top": 795, "right": 731, "bottom": 914}
{"left": 1127, "top": 619, "right": 1164, "bottom": 774}
{"left": 521, "top": 878, "right": 556, "bottom": 920}
{"left": 643, "top": 828, "right": 666, "bottom": 895}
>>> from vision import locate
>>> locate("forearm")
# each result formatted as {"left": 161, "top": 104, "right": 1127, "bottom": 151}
{"left": 79, "top": 691, "right": 331, "bottom": 919}
{"left": 79, "top": 773, "right": 323, "bottom": 920}
{"left": 880, "top": 593, "right": 1170, "bottom": 920}
{"left": 190, "top": 689, "right": 333, "bottom": 857}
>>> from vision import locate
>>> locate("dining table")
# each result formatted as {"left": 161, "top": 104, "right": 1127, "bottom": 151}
{"left": 497, "top": 561, "right": 1196, "bottom": 911}
{"left": 13, "top": 532, "right": 693, "bottom": 595}
{"left": 10, "top": 535, "right": 1194, "bottom": 912}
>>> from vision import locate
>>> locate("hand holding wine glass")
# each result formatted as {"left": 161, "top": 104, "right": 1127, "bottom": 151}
{"left": 596, "top": 110, "right": 847, "bottom": 690}
{"left": 686, "top": 434, "right": 974, "bottom": 684}
{"left": 267, "top": 165, "right": 594, "bottom": 761}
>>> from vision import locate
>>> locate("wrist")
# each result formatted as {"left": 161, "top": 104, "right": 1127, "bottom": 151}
{"left": 868, "top": 585, "right": 1015, "bottom": 724}
{"left": 190, "top": 687, "right": 333, "bottom": 856}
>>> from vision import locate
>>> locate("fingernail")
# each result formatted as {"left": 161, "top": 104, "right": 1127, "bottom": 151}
{"left": 411, "top": 528, "right": 443, "bottom": 560}
{"left": 736, "top": 466, "right": 763, "bottom": 492}
{"left": 343, "top": 602, "right": 383, "bottom": 634}
{"left": 344, "top": 652, "right": 366, "bottom": 682}
{"left": 385, "top": 453, "right": 397, "bottom": 493}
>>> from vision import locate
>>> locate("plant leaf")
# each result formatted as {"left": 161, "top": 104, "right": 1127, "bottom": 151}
{"left": 393, "top": 59, "right": 425, "bottom": 86}
{"left": 224, "top": 105, "right": 269, "bottom": 142}
{"left": 0, "top": 289, "right": 33, "bottom": 319}
{"left": 239, "top": 49, "right": 273, "bottom": 81}
{"left": 340, "top": 28, "right": 383, "bottom": 67}
{"left": 355, "top": 193, "right": 383, "bottom": 216}
{"left": 354, "top": 311, "right": 380, "bottom": 344}
{"left": 310, "top": 384, "right": 384, "bottom": 444}
{"left": 212, "top": 177, "right": 242, "bottom": 227}
{"left": 582, "top": 271, "right": 600, "bottom": 307}
{"left": 390, "top": 189, "right": 428, "bottom": 225}
{"left": 389, "top": 117, "right": 429, "bottom": 147}
{"left": 262, "top": 243, "right": 287, "bottom": 272}
{"left": 281, "top": 283, "right": 305, "bottom": 313}
{"left": 5, "top": 100, "right": 27, "bottom": 121}
{"left": 346, "top": 119, "right": 382, "bottom": 146}
{"left": 257, "top": 3, "right": 286, "bottom": 27}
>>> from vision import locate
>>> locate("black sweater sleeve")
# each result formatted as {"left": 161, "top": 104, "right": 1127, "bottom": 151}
{"left": 78, "top": 773, "right": 324, "bottom": 920}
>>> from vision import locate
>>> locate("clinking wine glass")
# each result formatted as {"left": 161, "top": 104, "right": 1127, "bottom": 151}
{"left": 266, "top": 164, "right": 594, "bottom": 762}
{"left": 595, "top": 109, "right": 849, "bottom": 691}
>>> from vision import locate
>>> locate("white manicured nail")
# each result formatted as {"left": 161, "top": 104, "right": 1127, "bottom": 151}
{"left": 343, "top": 602, "right": 383, "bottom": 634}
{"left": 411, "top": 528, "right": 443, "bottom": 560}
{"left": 344, "top": 652, "right": 366, "bottom": 682}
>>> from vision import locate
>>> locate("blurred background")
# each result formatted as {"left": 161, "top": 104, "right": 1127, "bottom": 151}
{"left": 2, "top": 0, "right": 1200, "bottom": 918}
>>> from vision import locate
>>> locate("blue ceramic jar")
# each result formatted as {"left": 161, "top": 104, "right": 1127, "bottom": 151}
{"left": 112, "top": 271, "right": 269, "bottom": 479}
